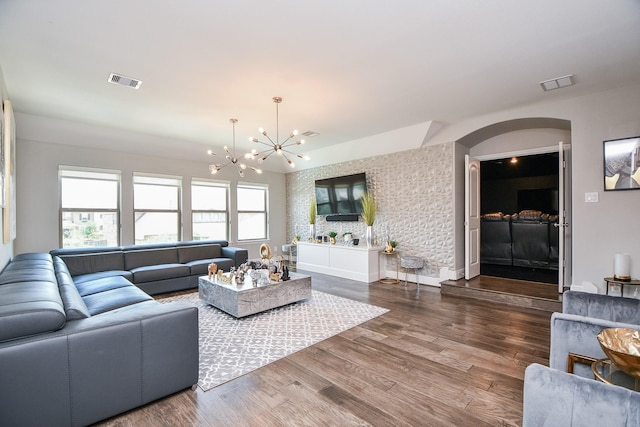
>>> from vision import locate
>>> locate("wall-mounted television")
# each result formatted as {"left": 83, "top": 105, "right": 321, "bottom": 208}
{"left": 315, "top": 173, "right": 367, "bottom": 219}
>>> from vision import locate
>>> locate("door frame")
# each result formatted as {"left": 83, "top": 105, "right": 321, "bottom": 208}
{"left": 471, "top": 144, "right": 572, "bottom": 290}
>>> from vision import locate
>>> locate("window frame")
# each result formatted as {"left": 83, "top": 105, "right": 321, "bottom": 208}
{"left": 236, "top": 183, "right": 269, "bottom": 241}
{"left": 133, "top": 173, "right": 182, "bottom": 244}
{"left": 191, "top": 178, "right": 230, "bottom": 241}
{"left": 59, "top": 166, "right": 121, "bottom": 248}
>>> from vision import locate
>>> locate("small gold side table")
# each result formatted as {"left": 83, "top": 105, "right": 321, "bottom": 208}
{"left": 592, "top": 358, "right": 639, "bottom": 391}
{"left": 379, "top": 251, "right": 399, "bottom": 284}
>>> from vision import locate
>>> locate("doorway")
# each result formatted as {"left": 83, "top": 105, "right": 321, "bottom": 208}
{"left": 461, "top": 119, "right": 572, "bottom": 292}
{"left": 479, "top": 152, "right": 559, "bottom": 284}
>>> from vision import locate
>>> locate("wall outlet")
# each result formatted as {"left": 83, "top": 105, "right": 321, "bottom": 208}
{"left": 585, "top": 192, "right": 598, "bottom": 203}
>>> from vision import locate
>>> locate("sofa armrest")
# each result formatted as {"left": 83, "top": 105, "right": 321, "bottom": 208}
{"left": 523, "top": 363, "right": 640, "bottom": 427}
{"left": 563, "top": 291, "right": 640, "bottom": 323}
{"left": 0, "top": 301, "right": 198, "bottom": 427}
{"left": 222, "top": 246, "right": 248, "bottom": 267}
{"left": 550, "top": 312, "right": 640, "bottom": 376}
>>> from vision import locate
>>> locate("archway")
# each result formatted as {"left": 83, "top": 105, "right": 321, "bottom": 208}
{"left": 459, "top": 117, "right": 572, "bottom": 291}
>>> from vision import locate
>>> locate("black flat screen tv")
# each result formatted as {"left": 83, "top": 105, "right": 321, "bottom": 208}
{"left": 315, "top": 173, "right": 367, "bottom": 218}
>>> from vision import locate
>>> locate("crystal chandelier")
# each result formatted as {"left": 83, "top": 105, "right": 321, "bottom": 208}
{"left": 208, "top": 118, "right": 262, "bottom": 177}
{"left": 245, "top": 96, "right": 309, "bottom": 168}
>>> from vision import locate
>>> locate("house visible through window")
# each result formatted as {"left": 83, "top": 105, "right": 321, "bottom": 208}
{"left": 237, "top": 183, "right": 268, "bottom": 241}
{"left": 59, "top": 167, "right": 120, "bottom": 248}
{"left": 191, "top": 179, "right": 229, "bottom": 241}
{"left": 134, "top": 174, "right": 181, "bottom": 244}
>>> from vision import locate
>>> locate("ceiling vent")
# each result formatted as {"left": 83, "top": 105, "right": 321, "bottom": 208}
{"left": 301, "top": 130, "right": 320, "bottom": 137}
{"left": 540, "top": 74, "right": 574, "bottom": 92}
{"left": 108, "top": 73, "right": 142, "bottom": 89}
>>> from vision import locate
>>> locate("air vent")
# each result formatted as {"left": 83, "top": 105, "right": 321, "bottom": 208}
{"left": 108, "top": 73, "right": 142, "bottom": 89}
{"left": 301, "top": 130, "right": 320, "bottom": 137}
{"left": 540, "top": 74, "right": 574, "bottom": 92}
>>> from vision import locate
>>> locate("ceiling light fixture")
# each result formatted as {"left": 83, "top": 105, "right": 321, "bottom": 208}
{"left": 208, "top": 119, "right": 262, "bottom": 177}
{"left": 245, "top": 97, "right": 310, "bottom": 168}
{"left": 540, "top": 74, "right": 575, "bottom": 92}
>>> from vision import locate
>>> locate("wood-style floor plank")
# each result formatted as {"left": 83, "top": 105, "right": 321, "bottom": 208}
{"left": 96, "top": 273, "right": 552, "bottom": 427}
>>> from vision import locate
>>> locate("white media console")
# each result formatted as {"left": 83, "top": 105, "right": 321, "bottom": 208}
{"left": 296, "top": 241, "right": 382, "bottom": 283}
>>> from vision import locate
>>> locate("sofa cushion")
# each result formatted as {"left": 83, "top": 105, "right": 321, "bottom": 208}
{"left": 59, "top": 251, "right": 125, "bottom": 276}
{"left": 75, "top": 276, "right": 135, "bottom": 297}
{"left": 55, "top": 269, "right": 90, "bottom": 320}
{"left": 0, "top": 268, "right": 57, "bottom": 285}
{"left": 186, "top": 258, "right": 234, "bottom": 276}
{"left": 178, "top": 244, "right": 221, "bottom": 263}
{"left": 0, "top": 281, "right": 66, "bottom": 342}
{"left": 130, "top": 264, "right": 190, "bottom": 284}
{"left": 82, "top": 285, "right": 154, "bottom": 316}
{"left": 124, "top": 248, "right": 179, "bottom": 270}
{"left": 72, "top": 270, "right": 133, "bottom": 284}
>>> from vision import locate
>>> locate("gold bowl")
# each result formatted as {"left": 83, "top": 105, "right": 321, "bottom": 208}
{"left": 597, "top": 328, "right": 640, "bottom": 378}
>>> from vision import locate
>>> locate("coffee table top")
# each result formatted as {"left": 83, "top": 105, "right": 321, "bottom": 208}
{"left": 200, "top": 271, "right": 309, "bottom": 293}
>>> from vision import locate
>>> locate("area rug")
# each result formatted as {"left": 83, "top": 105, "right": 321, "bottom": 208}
{"left": 160, "top": 290, "right": 389, "bottom": 391}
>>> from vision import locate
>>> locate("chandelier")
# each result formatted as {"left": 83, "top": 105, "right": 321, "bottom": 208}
{"left": 208, "top": 118, "right": 262, "bottom": 177}
{"left": 245, "top": 96, "right": 309, "bottom": 168}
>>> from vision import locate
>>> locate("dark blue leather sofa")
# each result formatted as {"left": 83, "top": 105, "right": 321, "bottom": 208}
{"left": 0, "top": 252, "right": 199, "bottom": 426}
{"left": 50, "top": 239, "right": 248, "bottom": 295}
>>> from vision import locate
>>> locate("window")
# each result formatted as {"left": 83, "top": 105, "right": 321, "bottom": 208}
{"left": 237, "top": 184, "right": 268, "bottom": 240}
{"left": 60, "top": 167, "right": 120, "bottom": 248}
{"left": 191, "top": 179, "right": 229, "bottom": 240}
{"left": 134, "top": 174, "right": 181, "bottom": 244}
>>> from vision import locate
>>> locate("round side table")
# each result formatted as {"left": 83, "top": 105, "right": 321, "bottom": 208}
{"left": 379, "top": 251, "right": 399, "bottom": 284}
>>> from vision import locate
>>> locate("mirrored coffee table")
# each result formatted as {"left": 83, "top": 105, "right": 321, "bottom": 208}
{"left": 198, "top": 271, "right": 312, "bottom": 318}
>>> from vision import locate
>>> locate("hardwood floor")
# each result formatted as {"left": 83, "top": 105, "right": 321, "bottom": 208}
{"left": 96, "top": 273, "right": 552, "bottom": 427}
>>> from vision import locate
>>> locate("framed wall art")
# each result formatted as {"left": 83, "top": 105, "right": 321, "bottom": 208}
{"left": 2, "top": 99, "right": 16, "bottom": 243}
{"left": 603, "top": 135, "right": 640, "bottom": 191}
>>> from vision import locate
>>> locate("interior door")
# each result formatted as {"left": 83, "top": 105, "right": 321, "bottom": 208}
{"left": 557, "top": 141, "right": 567, "bottom": 293}
{"left": 465, "top": 155, "right": 481, "bottom": 279}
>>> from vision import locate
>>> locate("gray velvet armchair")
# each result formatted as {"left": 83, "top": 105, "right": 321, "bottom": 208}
{"left": 522, "top": 291, "right": 640, "bottom": 426}
{"left": 550, "top": 291, "right": 640, "bottom": 377}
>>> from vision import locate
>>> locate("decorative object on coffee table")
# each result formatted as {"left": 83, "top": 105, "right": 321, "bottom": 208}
{"left": 259, "top": 243, "right": 271, "bottom": 263}
{"left": 208, "top": 262, "right": 218, "bottom": 280}
{"left": 597, "top": 328, "right": 640, "bottom": 378}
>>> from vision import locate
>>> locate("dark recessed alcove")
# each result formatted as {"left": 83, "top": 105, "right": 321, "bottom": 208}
{"left": 481, "top": 153, "right": 559, "bottom": 216}
{"left": 480, "top": 152, "right": 560, "bottom": 284}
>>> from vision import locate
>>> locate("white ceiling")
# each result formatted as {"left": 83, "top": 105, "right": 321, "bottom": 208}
{"left": 1, "top": 0, "right": 639, "bottom": 172}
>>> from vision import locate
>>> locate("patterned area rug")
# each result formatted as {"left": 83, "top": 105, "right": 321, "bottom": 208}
{"left": 160, "top": 290, "right": 389, "bottom": 391}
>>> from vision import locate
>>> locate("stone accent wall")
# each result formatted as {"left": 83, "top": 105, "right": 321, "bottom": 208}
{"left": 286, "top": 142, "right": 454, "bottom": 278}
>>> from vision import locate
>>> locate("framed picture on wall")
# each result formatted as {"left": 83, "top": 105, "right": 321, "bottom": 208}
{"left": 603, "top": 136, "right": 640, "bottom": 191}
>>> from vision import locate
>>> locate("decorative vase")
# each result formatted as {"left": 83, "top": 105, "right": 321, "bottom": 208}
{"left": 309, "top": 224, "right": 316, "bottom": 241}
{"left": 366, "top": 226, "right": 373, "bottom": 247}
{"left": 330, "top": 237, "right": 336, "bottom": 244}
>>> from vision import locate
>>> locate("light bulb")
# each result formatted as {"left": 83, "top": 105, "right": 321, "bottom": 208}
{"left": 240, "top": 163, "right": 247, "bottom": 170}
{"left": 256, "top": 169, "right": 263, "bottom": 174}
{"left": 292, "top": 129, "right": 299, "bottom": 136}
{"left": 207, "top": 149, "right": 214, "bottom": 155}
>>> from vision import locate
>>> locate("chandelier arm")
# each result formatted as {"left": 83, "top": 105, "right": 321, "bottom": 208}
{"left": 253, "top": 139, "right": 276, "bottom": 148}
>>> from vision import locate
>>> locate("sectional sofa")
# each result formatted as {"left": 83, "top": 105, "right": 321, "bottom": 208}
{"left": 0, "top": 240, "right": 248, "bottom": 425}
{"left": 0, "top": 252, "right": 199, "bottom": 426}
{"left": 50, "top": 239, "right": 249, "bottom": 295}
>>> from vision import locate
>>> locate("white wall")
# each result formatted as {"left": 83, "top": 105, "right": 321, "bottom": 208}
{"left": 0, "top": 66, "right": 13, "bottom": 268}
{"left": 15, "top": 127, "right": 286, "bottom": 259}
